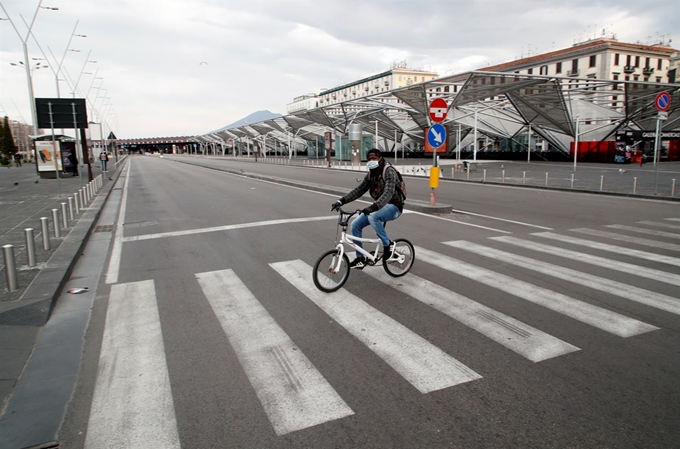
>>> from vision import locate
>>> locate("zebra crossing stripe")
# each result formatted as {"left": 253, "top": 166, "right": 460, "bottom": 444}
{"left": 85, "top": 280, "right": 180, "bottom": 449}
{"left": 196, "top": 269, "right": 353, "bottom": 436}
{"left": 492, "top": 236, "right": 680, "bottom": 287}
{"left": 363, "top": 269, "right": 580, "bottom": 362}
{"left": 637, "top": 221, "right": 680, "bottom": 231}
{"left": 270, "top": 260, "right": 482, "bottom": 393}
{"left": 606, "top": 224, "right": 680, "bottom": 240}
{"left": 572, "top": 228, "right": 680, "bottom": 252}
{"left": 534, "top": 232, "right": 680, "bottom": 268}
{"left": 415, "top": 246, "right": 657, "bottom": 338}
{"left": 446, "top": 241, "right": 680, "bottom": 317}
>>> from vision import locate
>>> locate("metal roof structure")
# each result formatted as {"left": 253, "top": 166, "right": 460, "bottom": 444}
{"left": 199, "top": 71, "right": 679, "bottom": 157}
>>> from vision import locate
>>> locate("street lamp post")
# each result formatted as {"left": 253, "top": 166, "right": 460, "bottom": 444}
{"left": 0, "top": 0, "right": 59, "bottom": 134}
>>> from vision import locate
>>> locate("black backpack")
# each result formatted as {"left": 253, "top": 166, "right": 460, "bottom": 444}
{"left": 382, "top": 163, "right": 406, "bottom": 200}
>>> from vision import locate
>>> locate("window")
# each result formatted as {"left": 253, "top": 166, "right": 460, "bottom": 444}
{"left": 614, "top": 53, "right": 620, "bottom": 65}
{"left": 656, "top": 77, "right": 662, "bottom": 83}
{"left": 556, "top": 62, "right": 562, "bottom": 73}
{"left": 645, "top": 57, "right": 650, "bottom": 68}
{"left": 527, "top": 68, "right": 533, "bottom": 75}
{"left": 444, "top": 86, "right": 449, "bottom": 92}
{"left": 635, "top": 56, "right": 640, "bottom": 67}
{"left": 626, "top": 55, "right": 632, "bottom": 66}
{"left": 572, "top": 59, "right": 579, "bottom": 70}
{"left": 589, "top": 55, "right": 596, "bottom": 67}
{"left": 657, "top": 59, "right": 663, "bottom": 70}
{"left": 540, "top": 65, "right": 548, "bottom": 75}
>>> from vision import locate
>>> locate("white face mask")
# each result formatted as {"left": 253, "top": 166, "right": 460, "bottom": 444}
{"left": 367, "top": 160, "right": 379, "bottom": 170}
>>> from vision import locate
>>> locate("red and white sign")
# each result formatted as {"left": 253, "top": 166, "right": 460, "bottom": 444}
{"left": 429, "top": 98, "right": 448, "bottom": 123}
{"left": 655, "top": 91, "right": 670, "bottom": 112}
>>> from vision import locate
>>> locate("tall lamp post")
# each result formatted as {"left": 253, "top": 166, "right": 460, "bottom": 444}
{"left": 0, "top": 0, "right": 59, "bottom": 134}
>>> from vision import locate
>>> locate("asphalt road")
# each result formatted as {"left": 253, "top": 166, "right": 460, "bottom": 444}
{"left": 58, "top": 156, "right": 679, "bottom": 448}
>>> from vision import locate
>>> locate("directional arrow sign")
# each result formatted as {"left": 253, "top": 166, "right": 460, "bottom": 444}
{"left": 429, "top": 98, "right": 448, "bottom": 123}
{"left": 427, "top": 123, "right": 446, "bottom": 148}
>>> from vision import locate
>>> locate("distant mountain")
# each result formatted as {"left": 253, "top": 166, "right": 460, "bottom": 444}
{"left": 212, "top": 110, "right": 283, "bottom": 133}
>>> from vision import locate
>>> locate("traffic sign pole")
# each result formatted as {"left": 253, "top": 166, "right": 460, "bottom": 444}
{"left": 428, "top": 98, "right": 447, "bottom": 206}
{"left": 653, "top": 91, "right": 671, "bottom": 194}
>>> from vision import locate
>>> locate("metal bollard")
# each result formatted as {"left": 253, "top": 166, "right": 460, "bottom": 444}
{"left": 570, "top": 174, "right": 575, "bottom": 189}
{"left": 61, "top": 202, "right": 69, "bottom": 229}
{"left": 483, "top": 169, "right": 486, "bottom": 182}
{"left": 3, "top": 245, "right": 18, "bottom": 291}
{"left": 25, "top": 228, "right": 36, "bottom": 267}
{"left": 633, "top": 177, "right": 638, "bottom": 194}
{"left": 502, "top": 170, "right": 505, "bottom": 183}
{"left": 74, "top": 194, "right": 80, "bottom": 215}
{"left": 466, "top": 169, "right": 470, "bottom": 180}
{"left": 41, "top": 217, "right": 51, "bottom": 250}
{"left": 672, "top": 179, "right": 676, "bottom": 197}
{"left": 523, "top": 171, "right": 526, "bottom": 185}
{"left": 600, "top": 175, "right": 604, "bottom": 191}
{"left": 545, "top": 172, "right": 549, "bottom": 187}
{"left": 68, "top": 196, "right": 75, "bottom": 220}
{"left": 52, "top": 209, "right": 61, "bottom": 238}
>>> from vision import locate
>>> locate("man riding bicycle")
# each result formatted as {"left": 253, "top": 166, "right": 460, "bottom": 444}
{"left": 331, "top": 148, "right": 404, "bottom": 269}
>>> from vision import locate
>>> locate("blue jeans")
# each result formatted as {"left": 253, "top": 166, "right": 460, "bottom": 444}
{"left": 351, "top": 204, "right": 402, "bottom": 258}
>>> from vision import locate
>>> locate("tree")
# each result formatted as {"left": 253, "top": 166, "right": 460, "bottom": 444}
{"left": 1, "top": 116, "right": 17, "bottom": 158}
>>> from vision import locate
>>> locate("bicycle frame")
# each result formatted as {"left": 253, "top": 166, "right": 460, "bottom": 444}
{"left": 330, "top": 208, "right": 404, "bottom": 273}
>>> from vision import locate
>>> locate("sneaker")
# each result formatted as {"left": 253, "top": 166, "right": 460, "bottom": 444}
{"left": 349, "top": 256, "right": 367, "bottom": 270}
{"left": 383, "top": 241, "right": 396, "bottom": 260}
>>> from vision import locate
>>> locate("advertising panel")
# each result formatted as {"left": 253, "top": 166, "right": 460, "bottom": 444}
{"left": 35, "top": 141, "right": 63, "bottom": 172}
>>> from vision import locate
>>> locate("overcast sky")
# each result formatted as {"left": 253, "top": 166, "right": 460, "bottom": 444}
{"left": 1, "top": 0, "right": 678, "bottom": 138}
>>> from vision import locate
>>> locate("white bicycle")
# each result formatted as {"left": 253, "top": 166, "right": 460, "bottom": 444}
{"left": 312, "top": 208, "right": 415, "bottom": 293}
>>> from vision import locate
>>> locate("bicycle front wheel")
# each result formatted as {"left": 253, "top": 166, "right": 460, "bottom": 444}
{"left": 383, "top": 238, "right": 415, "bottom": 277}
{"left": 313, "top": 249, "right": 350, "bottom": 292}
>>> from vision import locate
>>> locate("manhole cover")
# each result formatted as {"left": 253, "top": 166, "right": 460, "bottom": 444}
{"left": 94, "top": 225, "right": 114, "bottom": 233}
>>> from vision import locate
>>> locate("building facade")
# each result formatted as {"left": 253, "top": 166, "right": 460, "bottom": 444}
{"left": 316, "top": 67, "right": 439, "bottom": 111}
{"left": 481, "top": 38, "right": 677, "bottom": 83}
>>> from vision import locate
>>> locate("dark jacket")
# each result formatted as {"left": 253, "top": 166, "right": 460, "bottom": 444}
{"left": 339, "top": 161, "right": 404, "bottom": 212}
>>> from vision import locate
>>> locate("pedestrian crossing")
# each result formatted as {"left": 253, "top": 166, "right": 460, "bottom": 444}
{"left": 85, "top": 218, "right": 680, "bottom": 442}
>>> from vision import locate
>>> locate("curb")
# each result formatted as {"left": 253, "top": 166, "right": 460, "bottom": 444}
{"left": 0, "top": 161, "right": 127, "bottom": 326}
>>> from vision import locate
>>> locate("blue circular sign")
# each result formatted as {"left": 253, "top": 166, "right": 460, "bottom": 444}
{"left": 427, "top": 123, "right": 446, "bottom": 148}
{"left": 655, "top": 91, "right": 670, "bottom": 111}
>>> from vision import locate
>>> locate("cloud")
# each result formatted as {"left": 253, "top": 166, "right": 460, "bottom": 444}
{"left": 0, "top": 0, "right": 677, "bottom": 138}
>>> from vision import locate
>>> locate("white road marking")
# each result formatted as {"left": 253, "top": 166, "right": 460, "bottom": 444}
{"left": 105, "top": 162, "right": 131, "bottom": 284}
{"left": 196, "top": 269, "right": 353, "bottom": 436}
{"left": 363, "top": 269, "right": 580, "bottom": 362}
{"left": 271, "top": 260, "right": 482, "bottom": 393}
{"left": 85, "top": 280, "right": 180, "bottom": 449}
{"left": 449, "top": 208, "right": 553, "bottom": 230}
{"left": 606, "top": 224, "right": 680, "bottom": 239}
{"left": 492, "top": 236, "right": 680, "bottom": 287}
{"left": 416, "top": 246, "right": 658, "bottom": 337}
{"left": 573, "top": 228, "right": 680, "bottom": 251}
{"left": 408, "top": 211, "right": 511, "bottom": 234}
{"left": 446, "top": 241, "right": 680, "bottom": 316}
{"left": 123, "top": 216, "right": 336, "bottom": 242}
{"left": 637, "top": 220, "right": 680, "bottom": 230}
{"left": 534, "top": 232, "right": 680, "bottom": 267}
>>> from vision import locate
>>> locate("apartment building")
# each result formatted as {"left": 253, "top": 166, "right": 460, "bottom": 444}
{"left": 317, "top": 67, "right": 439, "bottom": 109}
{"left": 480, "top": 38, "right": 677, "bottom": 83}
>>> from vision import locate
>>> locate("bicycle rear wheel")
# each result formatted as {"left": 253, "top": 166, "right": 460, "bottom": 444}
{"left": 313, "top": 249, "right": 350, "bottom": 292}
{"left": 383, "top": 238, "right": 415, "bottom": 277}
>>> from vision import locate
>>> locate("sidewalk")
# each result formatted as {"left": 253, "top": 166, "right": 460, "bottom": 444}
{"left": 0, "top": 160, "right": 124, "bottom": 417}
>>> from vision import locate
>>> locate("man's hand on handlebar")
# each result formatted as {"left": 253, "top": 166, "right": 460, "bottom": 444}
{"left": 331, "top": 200, "right": 342, "bottom": 212}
